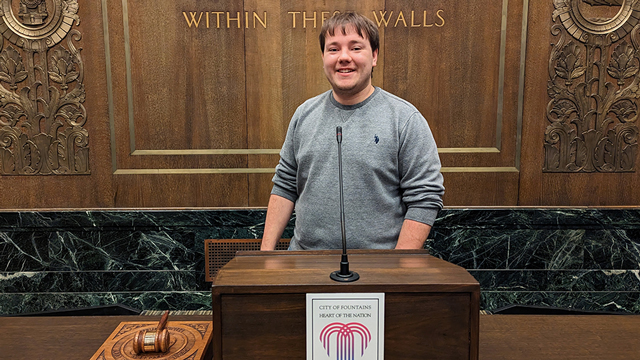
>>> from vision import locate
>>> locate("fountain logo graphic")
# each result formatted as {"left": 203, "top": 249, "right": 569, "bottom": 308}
{"left": 320, "top": 322, "right": 372, "bottom": 360}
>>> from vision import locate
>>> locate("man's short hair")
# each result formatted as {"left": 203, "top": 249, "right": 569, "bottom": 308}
{"left": 319, "top": 12, "right": 380, "bottom": 54}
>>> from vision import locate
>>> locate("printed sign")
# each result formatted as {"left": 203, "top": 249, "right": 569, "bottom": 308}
{"left": 306, "top": 293, "right": 385, "bottom": 360}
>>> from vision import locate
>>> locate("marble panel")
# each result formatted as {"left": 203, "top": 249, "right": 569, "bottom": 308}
{"left": 0, "top": 292, "right": 212, "bottom": 316}
{"left": 501, "top": 229, "right": 640, "bottom": 270}
{"left": 426, "top": 229, "right": 510, "bottom": 269}
{"left": 582, "top": 229, "right": 640, "bottom": 269}
{"left": 470, "top": 270, "right": 640, "bottom": 292}
{"left": 0, "top": 209, "right": 266, "bottom": 229}
{"left": 0, "top": 271, "right": 199, "bottom": 293}
{"left": 505, "top": 230, "right": 589, "bottom": 270}
{"left": 482, "top": 291, "right": 640, "bottom": 314}
{"left": 0, "top": 230, "right": 199, "bottom": 272}
{"left": 1, "top": 208, "right": 640, "bottom": 315}
{"left": 433, "top": 208, "right": 640, "bottom": 229}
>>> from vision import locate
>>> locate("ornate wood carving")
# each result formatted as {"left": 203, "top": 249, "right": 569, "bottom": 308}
{"left": 0, "top": 0, "right": 88, "bottom": 175}
{"left": 90, "top": 320, "right": 213, "bottom": 360}
{"left": 545, "top": 0, "right": 640, "bottom": 172}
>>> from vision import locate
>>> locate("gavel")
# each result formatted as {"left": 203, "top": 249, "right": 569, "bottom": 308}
{"left": 132, "top": 310, "right": 171, "bottom": 354}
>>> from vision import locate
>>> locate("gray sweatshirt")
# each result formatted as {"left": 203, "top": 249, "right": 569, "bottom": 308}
{"left": 272, "top": 87, "right": 444, "bottom": 250}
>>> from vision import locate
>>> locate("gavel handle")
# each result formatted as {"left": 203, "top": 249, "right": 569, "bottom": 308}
{"left": 157, "top": 310, "right": 169, "bottom": 331}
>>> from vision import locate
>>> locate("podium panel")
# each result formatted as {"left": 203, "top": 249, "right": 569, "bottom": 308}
{"left": 211, "top": 250, "right": 479, "bottom": 360}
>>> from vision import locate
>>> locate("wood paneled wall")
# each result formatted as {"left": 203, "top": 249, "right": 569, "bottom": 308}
{"left": 0, "top": 0, "right": 638, "bottom": 208}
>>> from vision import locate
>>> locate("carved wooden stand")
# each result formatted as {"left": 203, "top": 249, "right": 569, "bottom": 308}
{"left": 90, "top": 321, "right": 213, "bottom": 360}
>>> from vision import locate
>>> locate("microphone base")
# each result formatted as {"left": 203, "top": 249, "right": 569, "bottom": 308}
{"left": 330, "top": 270, "right": 360, "bottom": 282}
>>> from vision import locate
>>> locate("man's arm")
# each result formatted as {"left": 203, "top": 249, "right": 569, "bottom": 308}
{"left": 395, "top": 219, "right": 432, "bottom": 249}
{"left": 260, "top": 194, "right": 295, "bottom": 250}
{"left": 396, "top": 112, "right": 443, "bottom": 249}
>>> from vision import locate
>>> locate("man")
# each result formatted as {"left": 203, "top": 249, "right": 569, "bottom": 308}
{"left": 261, "top": 12, "right": 444, "bottom": 251}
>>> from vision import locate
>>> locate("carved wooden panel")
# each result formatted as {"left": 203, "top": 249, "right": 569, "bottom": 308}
{"left": 0, "top": 0, "right": 88, "bottom": 175}
{"left": 518, "top": 1, "right": 640, "bottom": 205}
{"left": 544, "top": 0, "right": 640, "bottom": 172}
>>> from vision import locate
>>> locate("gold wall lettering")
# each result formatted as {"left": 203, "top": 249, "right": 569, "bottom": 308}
{"left": 371, "top": 10, "right": 445, "bottom": 28}
{"left": 183, "top": 11, "right": 267, "bottom": 29}
{"left": 182, "top": 10, "right": 446, "bottom": 29}
{"left": 0, "top": 0, "right": 88, "bottom": 175}
{"left": 545, "top": 0, "right": 639, "bottom": 172}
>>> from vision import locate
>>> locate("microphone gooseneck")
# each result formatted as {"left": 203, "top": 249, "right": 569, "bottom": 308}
{"left": 337, "top": 127, "right": 346, "bottom": 255}
{"left": 330, "top": 126, "right": 359, "bottom": 282}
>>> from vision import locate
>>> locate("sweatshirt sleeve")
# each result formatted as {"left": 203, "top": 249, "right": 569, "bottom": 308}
{"left": 398, "top": 112, "right": 445, "bottom": 226}
{"left": 271, "top": 112, "right": 300, "bottom": 203}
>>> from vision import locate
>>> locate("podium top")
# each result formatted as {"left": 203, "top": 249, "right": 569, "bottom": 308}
{"left": 212, "top": 250, "right": 479, "bottom": 294}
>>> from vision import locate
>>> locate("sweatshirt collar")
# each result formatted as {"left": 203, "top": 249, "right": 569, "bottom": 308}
{"left": 329, "top": 87, "right": 380, "bottom": 111}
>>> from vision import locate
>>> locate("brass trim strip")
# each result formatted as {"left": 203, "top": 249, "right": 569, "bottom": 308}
{"left": 438, "top": 148, "right": 500, "bottom": 154}
{"left": 132, "top": 149, "right": 282, "bottom": 155}
{"left": 496, "top": 0, "right": 508, "bottom": 151}
{"left": 123, "top": 0, "right": 135, "bottom": 153}
{"left": 131, "top": 148, "right": 499, "bottom": 155}
{"left": 515, "top": 0, "right": 529, "bottom": 171}
{"left": 114, "top": 168, "right": 276, "bottom": 175}
{"left": 113, "top": 166, "right": 519, "bottom": 175}
{"left": 102, "top": 0, "right": 117, "bottom": 173}
{"left": 441, "top": 167, "right": 519, "bottom": 173}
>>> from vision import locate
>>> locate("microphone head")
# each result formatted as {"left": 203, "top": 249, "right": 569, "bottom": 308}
{"left": 336, "top": 126, "right": 342, "bottom": 143}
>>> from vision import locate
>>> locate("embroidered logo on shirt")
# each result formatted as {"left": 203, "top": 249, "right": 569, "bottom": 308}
{"left": 374, "top": 135, "right": 379, "bottom": 144}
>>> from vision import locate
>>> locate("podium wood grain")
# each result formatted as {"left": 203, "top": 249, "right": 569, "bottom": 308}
{"left": 211, "top": 250, "right": 480, "bottom": 360}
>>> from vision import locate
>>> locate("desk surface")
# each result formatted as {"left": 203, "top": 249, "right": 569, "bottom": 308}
{"left": 0, "top": 314, "right": 638, "bottom": 360}
{"left": 214, "top": 251, "right": 479, "bottom": 291}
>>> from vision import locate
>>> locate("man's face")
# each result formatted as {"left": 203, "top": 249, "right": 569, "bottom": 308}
{"left": 322, "top": 26, "right": 378, "bottom": 104}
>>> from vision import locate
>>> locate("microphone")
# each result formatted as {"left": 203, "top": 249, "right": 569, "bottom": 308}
{"left": 330, "top": 126, "right": 359, "bottom": 282}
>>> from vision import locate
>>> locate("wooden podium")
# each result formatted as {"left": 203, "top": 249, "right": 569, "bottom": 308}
{"left": 211, "top": 250, "right": 479, "bottom": 360}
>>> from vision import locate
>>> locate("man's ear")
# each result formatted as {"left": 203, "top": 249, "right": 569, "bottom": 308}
{"left": 372, "top": 49, "right": 378, "bottom": 67}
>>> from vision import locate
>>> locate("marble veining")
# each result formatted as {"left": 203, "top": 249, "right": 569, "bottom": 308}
{"left": 0, "top": 270, "right": 198, "bottom": 292}
{"left": 470, "top": 269, "right": 640, "bottom": 292}
{"left": 482, "top": 291, "right": 640, "bottom": 314}
{"left": 0, "top": 292, "right": 212, "bottom": 315}
{"left": 0, "top": 208, "right": 639, "bottom": 315}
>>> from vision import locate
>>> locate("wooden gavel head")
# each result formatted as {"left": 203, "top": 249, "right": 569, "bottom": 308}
{"left": 132, "top": 310, "right": 171, "bottom": 354}
{"left": 132, "top": 328, "right": 170, "bottom": 354}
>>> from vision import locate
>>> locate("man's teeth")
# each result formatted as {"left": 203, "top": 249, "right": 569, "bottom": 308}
{"left": 338, "top": 69, "right": 353, "bottom": 73}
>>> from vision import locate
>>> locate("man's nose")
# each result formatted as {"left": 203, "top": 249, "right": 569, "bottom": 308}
{"left": 338, "top": 49, "right": 351, "bottom": 62}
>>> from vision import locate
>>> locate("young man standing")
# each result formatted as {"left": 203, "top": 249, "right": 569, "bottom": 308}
{"left": 261, "top": 12, "right": 444, "bottom": 251}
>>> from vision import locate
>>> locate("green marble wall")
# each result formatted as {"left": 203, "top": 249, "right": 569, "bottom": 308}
{"left": 0, "top": 209, "right": 638, "bottom": 315}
